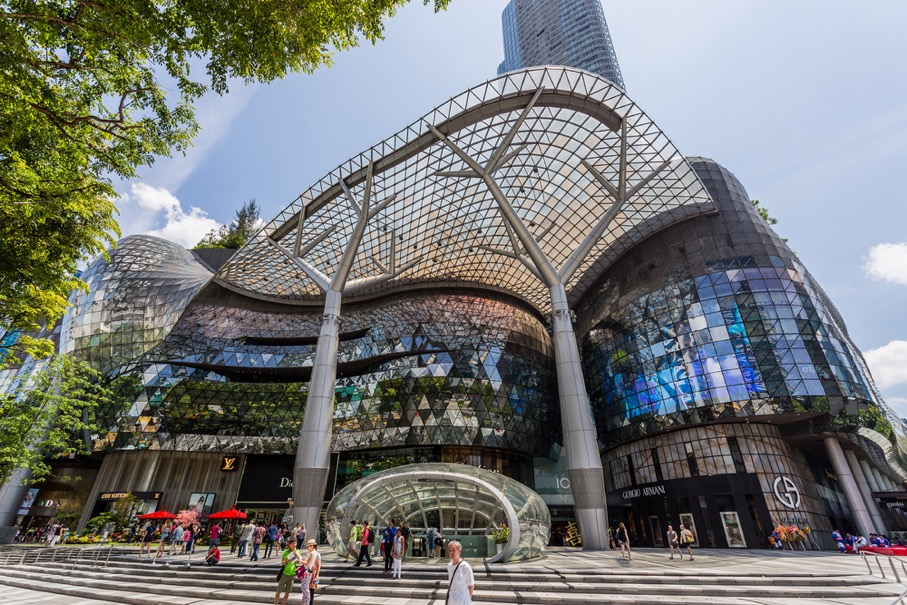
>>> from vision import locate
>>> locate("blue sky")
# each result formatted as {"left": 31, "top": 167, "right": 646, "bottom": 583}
{"left": 116, "top": 0, "right": 907, "bottom": 414}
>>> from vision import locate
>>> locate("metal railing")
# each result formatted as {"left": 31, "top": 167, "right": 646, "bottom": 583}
{"left": 860, "top": 550, "right": 907, "bottom": 583}
{"left": 0, "top": 543, "right": 126, "bottom": 569}
{"left": 858, "top": 550, "right": 907, "bottom": 605}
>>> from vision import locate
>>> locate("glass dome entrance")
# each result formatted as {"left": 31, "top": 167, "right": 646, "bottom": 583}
{"left": 325, "top": 462, "right": 549, "bottom": 562}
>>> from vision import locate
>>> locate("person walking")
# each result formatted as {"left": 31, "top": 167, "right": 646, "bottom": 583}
{"left": 155, "top": 520, "right": 172, "bottom": 559}
{"left": 446, "top": 540, "right": 474, "bottom": 605}
{"left": 265, "top": 521, "right": 279, "bottom": 558}
{"left": 426, "top": 526, "right": 436, "bottom": 558}
{"left": 182, "top": 523, "right": 193, "bottom": 554}
{"left": 138, "top": 522, "right": 156, "bottom": 557}
{"left": 274, "top": 536, "right": 302, "bottom": 605}
{"left": 679, "top": 524, "right": 695, "bottom": 561}
{"left": 209, "top": 522, "right": 222, "bottom": 548}
{"left": 400, "top": 522, "right": 410, "bottom": 559}
{"left": 230, "top": 523, "right": 239, "bottom": 554}
{"left": 346, "top": 520, "right": 359, "bottom": 561}
{"left": 391, "top": 529, "right": 404, "bottom": 579}
{"left": 190, "top": 522, "right": 202, "bottom": 554}
{"left": 238, "top": 521, "right": 253, "bottom": 558}
{"left": 353, "top": 521, "right": 373, "bottom": 567}
{"left": 301, "top": 539, "right": 322, "bottom": 605}
{"left": 169, "top": 523, "right": 185, "bottom": 556}
{"left": 382, "top": 519, "right": 397, "bottom": 574}
{"left": 46, "top": 523, "right": 61, "bottom": 547}
{"left": 616, "top": 522, "right": 632, "bottom": 560}
{"left": 666, "top": 525, "right": 681, "bottom": 560}
{"left": 250, "top": 521, "right": 266, "bottom": 561}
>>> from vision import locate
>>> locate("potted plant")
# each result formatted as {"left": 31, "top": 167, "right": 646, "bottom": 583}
{"left": 491, "top": 524, "right": 510, "bottom": 553}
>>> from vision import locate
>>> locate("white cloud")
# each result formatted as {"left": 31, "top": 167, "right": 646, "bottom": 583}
{"left": 137, "top": 80, "right": 259, "bottom": 191}
{"left": 865, "top": 340, "right": 907, "bottom": 390}
{"left": 886, "top": 396, "right": 907, "bottom": 419}
{"left": 865, "top": 242, "right": 907, "bottom": 285}
{"left": 119, "top": 183, "right": 220, "bottom": 248}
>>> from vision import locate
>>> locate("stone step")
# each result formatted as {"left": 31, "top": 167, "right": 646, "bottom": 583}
{"left": 57, "top": 557, "right": 883, "bottom": 589}
{"left": 0, "top": 573, "right": 897, "bottom": 605}
{"left": 0, "top": 564, "right": 898, "bottom": 603}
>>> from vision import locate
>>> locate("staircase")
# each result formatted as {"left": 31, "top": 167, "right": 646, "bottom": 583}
{"left": 0, "top": 547, "right": 902, "bottom": 604}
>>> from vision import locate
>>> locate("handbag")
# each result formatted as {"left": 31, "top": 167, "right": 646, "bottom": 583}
{"left": 276, "top": 564, "right": 286, "bottom": 580}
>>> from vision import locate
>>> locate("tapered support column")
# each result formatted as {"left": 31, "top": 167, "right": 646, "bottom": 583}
{"left": 845, "top": 451, "right": 886, "bottom": 534}
{"left": 825, "top": 437, "right": 873, "bottom": 536}
{"left": 549, "top": 284, "right": 609, "bottom": 549}
{"left": 0, "top": 469, "right": 32, "bottom": 541}
{"left": 293, "top": 289, "right": 343, "bottom": 535}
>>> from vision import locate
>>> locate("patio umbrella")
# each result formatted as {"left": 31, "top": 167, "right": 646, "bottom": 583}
{"left": 137, "top": 509, "right": 177, "bottom": 520}
{"left": 207, "top": 508, "right": 247, "bottom": 520}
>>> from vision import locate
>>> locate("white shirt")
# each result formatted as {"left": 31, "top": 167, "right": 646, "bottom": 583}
{"left": 240, "top": 524, "right": 254, "bottom": 540}
{"left": 305, "top": 550, "right": 321, "bottom": 569}
{"left": 447, "top": 559, "right": 474, "bottom": 605}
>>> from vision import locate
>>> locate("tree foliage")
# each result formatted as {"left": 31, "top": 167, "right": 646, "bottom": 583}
{"left": 751, "top": 199, "right": 778, "bottom": 226}
{"left": 0, "top": 355, "right": 133, "bottom": 485}
{"left": 0, "top": 0, "right": 450, "bottom": 358}
{"left": 195, "top": 199, "right": 260, "bottom": 249}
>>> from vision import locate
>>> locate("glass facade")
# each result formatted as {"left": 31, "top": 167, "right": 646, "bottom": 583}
{"left": 70, "top": 282, "right": 558, "bottom": 457}
{"left": 60, "top": 235, "right": 212, "bottom": 375}
{"left": 578, "top": 157, "right": 893, "bottom": 446}
{"left": 583, "top": 262, "right": 878, "bottom": 443}
{"left": 498, "top": 0, "right": 626, "bottom": 90}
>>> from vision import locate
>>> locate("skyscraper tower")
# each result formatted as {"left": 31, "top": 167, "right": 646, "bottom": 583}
{"left": 498, "top": 0, "right": 626, "bottom": 90}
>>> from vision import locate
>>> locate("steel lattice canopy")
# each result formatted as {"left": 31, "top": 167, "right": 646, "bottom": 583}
{"left": 215, "top": 66, "right": 715, "bottom": 313}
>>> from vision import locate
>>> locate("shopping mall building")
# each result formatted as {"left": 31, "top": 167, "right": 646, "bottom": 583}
{"left": 3, "top": 67, "right": 905, "bottom": 552}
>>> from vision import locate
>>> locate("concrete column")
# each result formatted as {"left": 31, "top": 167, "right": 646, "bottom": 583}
{"left": 549, "top": 283, "right": 609, "bottom": 550}
{"left": 0, "top": 468, "right": 32, "bottom": 541}
{"left": 845, "top": 451, "right": 886, "bottom": 534}
{"left": 825, "top": 437, "right": 873, "bottom": 537}
{"left": 859, "top": 460, "right": 881, "bottom": 493}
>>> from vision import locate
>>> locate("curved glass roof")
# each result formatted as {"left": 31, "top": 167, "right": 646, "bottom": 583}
{"left": 325, "top": 462, "right": 550, "bottom": 562}
{"left": 216, "top": 66, "right": 713, "bottom": 313}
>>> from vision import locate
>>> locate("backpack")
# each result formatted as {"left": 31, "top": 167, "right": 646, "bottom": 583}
{"left": 427, "top": 527, "right": 435, "bottom": 539}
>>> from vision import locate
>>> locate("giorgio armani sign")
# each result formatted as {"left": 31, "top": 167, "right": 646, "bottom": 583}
{"left": 622, "top": 484, "right": 666, "bottom": 500}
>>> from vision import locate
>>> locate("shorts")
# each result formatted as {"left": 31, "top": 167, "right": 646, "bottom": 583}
{"left": 670, "top": 540, "right": 679, "bottom": 548}
{"left": 277, "top": 573, "right": 295, "bottom": 593}
{"left": 210, "top": 538, "right": 220, "bottom": 546}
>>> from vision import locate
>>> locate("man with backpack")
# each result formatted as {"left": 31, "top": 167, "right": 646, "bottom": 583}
{"left": 427, "top": 526, "right": 436, "bottom": 558}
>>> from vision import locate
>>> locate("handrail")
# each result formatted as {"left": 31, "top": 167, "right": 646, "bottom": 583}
{"left": 0, "top": 542, "right": 126, "bottom": 569}
{"left": 858, "top": 550, "right": 907, "bottom": 605}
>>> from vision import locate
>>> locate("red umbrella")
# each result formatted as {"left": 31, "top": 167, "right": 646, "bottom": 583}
{"left": 207, "top": 508, "right": 247, "bottom": 520}
{"left": 138, "top": 509, "right": 178, "bottom": 520}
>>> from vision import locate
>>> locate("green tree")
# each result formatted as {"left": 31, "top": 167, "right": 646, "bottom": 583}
{"left": 0, "top": 0, "right": 450, "bottom": 360}
{"left": 195, "top": 199, "right": 260, "bottom": 249}
{"left": 0, "top": 355, "right": 133, "bottom": 485}
{"left": 751, "top": 199, "right": 778, "bottom": 226}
